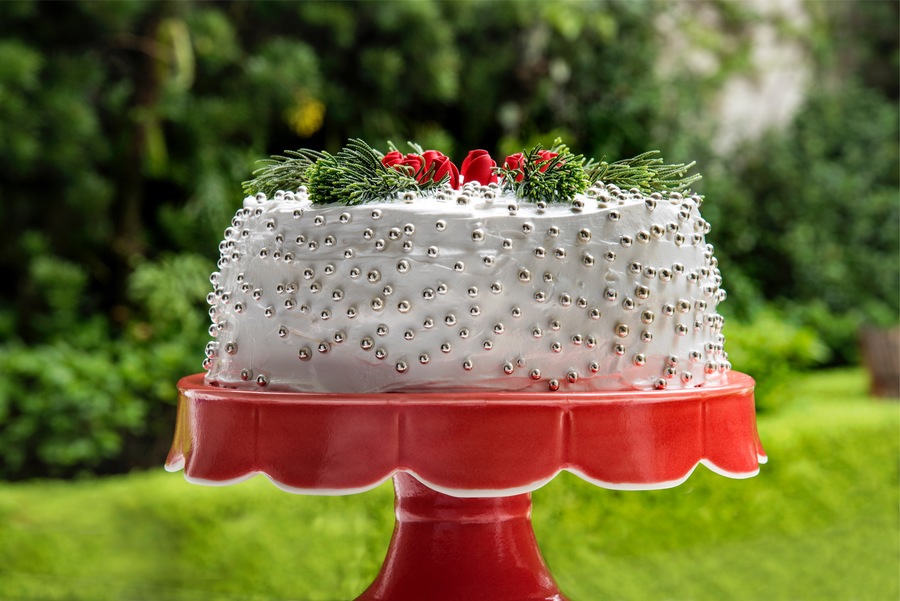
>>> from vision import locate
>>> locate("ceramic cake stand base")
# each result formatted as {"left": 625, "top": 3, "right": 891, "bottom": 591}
{"left": 167, "top": 372, "right": 765, "bottom": 601}
{"left": 358, "top": 473, "right": 564, "bottom": 601}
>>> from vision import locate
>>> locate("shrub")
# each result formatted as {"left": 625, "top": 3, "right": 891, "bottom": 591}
{"left": 724, "top": 308, "right": 831, "bottom": 413}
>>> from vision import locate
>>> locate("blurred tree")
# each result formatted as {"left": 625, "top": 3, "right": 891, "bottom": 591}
{"left": 0, "top": 0, "right": 894, "bottom": 477}
{"left": 701, "top": 0, "right": 899, "bottom": 362}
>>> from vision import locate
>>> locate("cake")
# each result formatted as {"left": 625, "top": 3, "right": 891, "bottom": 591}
{"left": 203, "top": 140, "right": 729, "bottom": 393}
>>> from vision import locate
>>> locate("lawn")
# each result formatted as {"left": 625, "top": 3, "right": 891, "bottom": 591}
{"left": 1, "top": 368, "right": 897, "bottom": 601}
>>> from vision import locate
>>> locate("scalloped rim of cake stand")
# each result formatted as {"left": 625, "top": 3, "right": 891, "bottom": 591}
{"left": 167, "top": 372, "right": 766, "bottom": 497}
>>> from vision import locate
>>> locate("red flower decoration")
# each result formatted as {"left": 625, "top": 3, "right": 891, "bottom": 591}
{"left": 535, "top": 150, "right": 559, "bottom": 172}
{"left": 504, "top": 152, "right": 526, "bottom": 182}
{"left": 382, "top": 150, "right": 404, "bottom": 168}
{"left": 382, "top": 151, "right": 424, "bottom": 177}
{"left": 503, "top": 150, "right": 560, "bottom": 182}
{"left": 383, "top": 149, "right": 460, "bottom": 189}
{"left": 421, "top": 150, "right": 460, "bottom": 189}
{"left": 460, "top": 149, "right": 498, "bottom": 185}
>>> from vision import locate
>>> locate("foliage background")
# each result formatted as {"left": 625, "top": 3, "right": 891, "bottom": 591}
{"left": 0, "top": 1, "right": 897, "bottom": 600}
{"left": 0, "top": 0, "right": 897, "bottom": 480}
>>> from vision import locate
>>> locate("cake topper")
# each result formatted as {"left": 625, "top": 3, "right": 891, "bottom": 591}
{"left": 244, "top": 138, "right": 702, "bottom": 204}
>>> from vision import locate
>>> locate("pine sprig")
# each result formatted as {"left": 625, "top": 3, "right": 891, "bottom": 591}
{"left": 586, "top": 151, "right": 701, "bottom": 194}
{"left": 241, "top": 149, "right": 321, "bottom": 197}
{"left": 496, "top": 142, "right": 590, "bottom": 203}
{"left": 243, "top": 139, "right": 448, "bottom": 204}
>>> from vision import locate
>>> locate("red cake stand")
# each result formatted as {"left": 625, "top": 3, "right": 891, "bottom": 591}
{"left": 167, "top": 372, "right": 766, "bottom": 601}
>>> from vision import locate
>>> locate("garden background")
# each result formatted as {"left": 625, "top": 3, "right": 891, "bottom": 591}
{"left": 0, "top": 1, "right": 897, "bottom": 599}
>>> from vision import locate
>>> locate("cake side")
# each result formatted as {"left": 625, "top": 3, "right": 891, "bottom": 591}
{"left": 204, "top": 183, "right": 729, "bottom": 393}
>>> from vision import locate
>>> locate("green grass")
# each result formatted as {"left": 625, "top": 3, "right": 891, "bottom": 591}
{"left": 0, "top": 368, "right": 897, "bottom": 600}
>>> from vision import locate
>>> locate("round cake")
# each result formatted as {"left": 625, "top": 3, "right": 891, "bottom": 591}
{"left": 203, "top": 141, "right": 729, "bottom": 393}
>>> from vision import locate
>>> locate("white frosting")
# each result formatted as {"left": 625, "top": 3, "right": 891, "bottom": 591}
{"left": 204, "top": 182, "right": 730, "bottom": 393}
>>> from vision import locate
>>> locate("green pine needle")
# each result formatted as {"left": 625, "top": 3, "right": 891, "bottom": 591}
{"left": 586, "top": 151, "right": 701, "bottom": 195}
{"left": 241, "top": 149, "right": 321, "bottom": 197}
{"left": 496, "top": 140, "right": 590, "bottom": 203}
{"left": 243, "top": 139, "right": 448, "bottom": 204}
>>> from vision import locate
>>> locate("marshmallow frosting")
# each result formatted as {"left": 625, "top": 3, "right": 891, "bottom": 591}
{"left": 204, "top": 182, "right": 730, "bottom": 393}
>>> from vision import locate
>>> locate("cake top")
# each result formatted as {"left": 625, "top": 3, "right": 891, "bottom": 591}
{"left": 243, "top": 138, "right": 701, "bottom": 207}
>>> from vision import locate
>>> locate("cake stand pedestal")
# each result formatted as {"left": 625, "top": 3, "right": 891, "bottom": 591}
{"left": 167, "top": 372, "right": 765, "bottom": 601}
{"left": 359, "top": 473, "right": 562, "bottom": 601}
